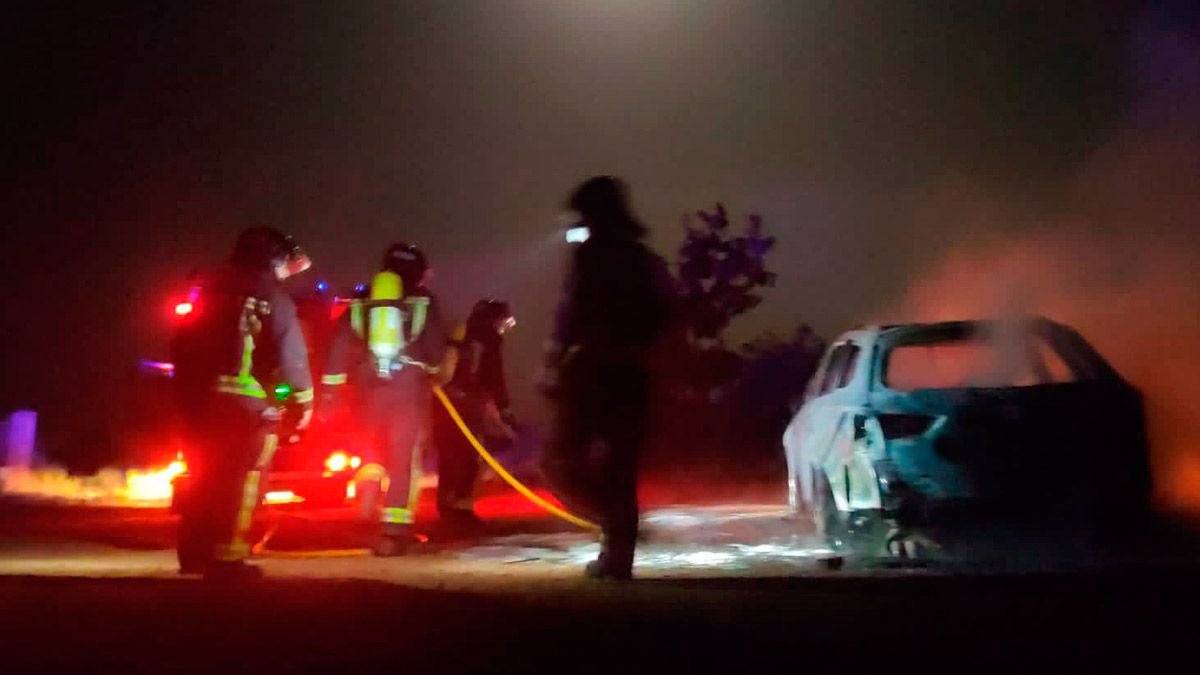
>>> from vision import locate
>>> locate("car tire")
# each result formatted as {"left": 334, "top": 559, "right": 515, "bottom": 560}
{"left": 814, "top": 468, "right": 894, "bottom": 559}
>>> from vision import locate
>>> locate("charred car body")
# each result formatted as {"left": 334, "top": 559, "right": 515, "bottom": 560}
{"left": 783, "top": 317, "right": 1151, "bottom": 556}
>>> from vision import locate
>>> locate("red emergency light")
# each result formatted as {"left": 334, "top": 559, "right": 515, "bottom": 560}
{"left": 175, "top": 301, "right": 195, "bottom": 317}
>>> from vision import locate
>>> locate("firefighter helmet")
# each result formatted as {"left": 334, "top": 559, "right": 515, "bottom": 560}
{"left": 231, "top": 227, "right": 311, "bottom": 277}
{"left": 566, "top": 176, "right": 645, "bottom": 238}
{"left": 468, "top": 299, "right": 514, "bottom": 336}
{"left": 381, "top": 242, "right": 428, "bottom": 290}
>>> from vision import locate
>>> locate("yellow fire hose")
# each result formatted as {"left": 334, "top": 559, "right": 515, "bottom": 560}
{"left": 253, "top": 385, "right": 598, "bottom": 556}
{"left": 432, "top": 385, "right": 599, "bottom": 532}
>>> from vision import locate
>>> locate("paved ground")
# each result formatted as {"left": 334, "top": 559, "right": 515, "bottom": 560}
{"left": 0, "top": 497, "right": 840, "bottom": 590}
{"left": 3, "top": 493, "right": 1200, "bottom": 670}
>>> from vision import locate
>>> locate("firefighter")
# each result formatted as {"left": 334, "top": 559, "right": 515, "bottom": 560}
{"left": 171, "top": 227, "right": 315, "bottom": 580}
{"left": 539, "top": 176, "right": 676, "bottom": 580}
{"left": 432, "top": 299, "right": 518, "bottom": 527}
{"left": 322, "top": 242, "right": 448, "bottom": 555}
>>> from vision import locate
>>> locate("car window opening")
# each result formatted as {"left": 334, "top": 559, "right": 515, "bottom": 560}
{"left": 884, "top": 334, "right": 1078, "bottom": 392}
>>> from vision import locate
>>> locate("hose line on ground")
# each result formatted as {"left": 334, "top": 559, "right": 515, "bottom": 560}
{"left": 432, "top": 385, "right": 599, "bottom": 532}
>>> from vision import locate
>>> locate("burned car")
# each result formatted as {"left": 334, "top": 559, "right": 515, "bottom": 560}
{"left": 783, "top": 317, "right": 1151, "bottom": 557}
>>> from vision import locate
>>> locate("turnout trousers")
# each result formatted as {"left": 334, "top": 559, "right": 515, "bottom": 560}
{"left": 178, "top": 394, "right": 278, "bottom": 571}
{"left": 543, "top": 356, "right": 649, "bottom": 574}
{"left": 432, "top": 389, "right": 483, "bottom": 517}
{"left": 360, "top": 367, "right": 429, "bottom": 535}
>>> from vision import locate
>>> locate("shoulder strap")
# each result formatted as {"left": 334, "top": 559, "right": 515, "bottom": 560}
{"left": 405, "top": 296, "right": 430, "bottom": 339}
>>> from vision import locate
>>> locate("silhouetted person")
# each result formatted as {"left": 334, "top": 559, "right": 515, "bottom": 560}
{"left": 433, "top": 299, "right": 517, "bottom": 526}
{"left": 322, "top": 242, "right": 449, "bottom": 555}
{"left": 171, "top": 228, "right": 315, "bottom": 579}
{"left": 539, "top": 176, "right": 675, "bottom": 580}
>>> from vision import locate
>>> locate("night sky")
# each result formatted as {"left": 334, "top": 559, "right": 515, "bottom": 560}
{"left": 3, "top": 2, "right": 1195, "bottom": 466}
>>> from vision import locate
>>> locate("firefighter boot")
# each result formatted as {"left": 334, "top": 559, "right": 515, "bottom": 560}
{"left": 584, "top": 536, "right": 634, "bottom": 581}
{"left": 373, "top": 525, "right": 417, "bottom": 557}
{"left": 584, "top": 555, "right": 633, "bottom": 581}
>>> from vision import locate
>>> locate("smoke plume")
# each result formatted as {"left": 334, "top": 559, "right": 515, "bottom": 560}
{"left": 882, "top": 16, "right": 1200, "bottom": 513}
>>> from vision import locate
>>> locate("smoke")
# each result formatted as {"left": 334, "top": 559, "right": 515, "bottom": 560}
{"left": 880, "top": 16, "right": 1200, "bottom": 513}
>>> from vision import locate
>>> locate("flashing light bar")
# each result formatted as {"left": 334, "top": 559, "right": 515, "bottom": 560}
{"left": 138, "top": 360, "right": 176, "bottom": 378}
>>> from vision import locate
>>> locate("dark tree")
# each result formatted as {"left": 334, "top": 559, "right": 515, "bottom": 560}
{"left": 645, "top": 204, "right": 829, "bottom": 483}
{"left": 677, "top": 204, "right": 776, "bottom": 345}
{"left": 727, "top": 325, "right": 826, "bottom": 451}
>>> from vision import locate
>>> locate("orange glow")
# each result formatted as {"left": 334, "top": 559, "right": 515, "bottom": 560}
{"left": 325, "top": 452, "right": 350, "bottom": 472}
{"left": 0, "top": 452, "right": 190, "bottom": 507}
{"left": 123, "top": 457, "right": 188, "bottom": 502}
{"left": 263, "top": 490, "right": 304, "bottom": 505}
{"left": 174, "top": 301, "right": 194, "bottom": 316}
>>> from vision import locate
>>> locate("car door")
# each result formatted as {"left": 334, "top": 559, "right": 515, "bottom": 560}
{"left": 787, "top": 339, "right": 867, "bottom": 509}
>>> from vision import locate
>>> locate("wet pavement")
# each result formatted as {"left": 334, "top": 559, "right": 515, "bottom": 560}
{"left": 0, "top": 499, "right": 842, "bottom": 590}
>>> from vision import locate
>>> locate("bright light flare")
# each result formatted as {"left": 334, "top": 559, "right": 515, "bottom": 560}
{"left": 565, "top": 227, "right": 590, "bottom": 244}
{"left": 174, "top": 302, "right": 194, "bottom": 316}
{"left": 263, "top": 490, "right": 304, "bottom": 505}
{"left": 325, "top": 452, "right": 350, "bottom": 472}
{"left": 138, "top": 360, "right": 176, "bottom": 378}
{"left": 120, "top": 455, "right": 188, "bottom": 503}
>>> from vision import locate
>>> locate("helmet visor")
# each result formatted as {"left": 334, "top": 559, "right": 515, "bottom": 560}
{"left": 283, "top": 247, "right": 312, "bottom": 277}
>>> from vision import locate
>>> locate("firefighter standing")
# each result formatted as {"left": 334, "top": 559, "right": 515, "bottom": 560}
{"left": 171, "top": 227, "right": 315, "bottom": 579}
{"left": 432, "top": 299, "right": 518, "bottom": 526}
{"left": 322, "top": 242, "right": 448, "bottom": 555}
{"left": 539, "top": 176, "right": 676, "bottom": 580}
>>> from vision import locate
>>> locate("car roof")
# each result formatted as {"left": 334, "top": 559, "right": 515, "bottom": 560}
{"left": 836, "top": 316, "right": 1059, "bottom": 336}
{"left": 831, "top": 316, "right": 1073, "bottom": 348}
{"left": 838, "top": 316, "right": 1120, "bottom": 381}
{"left": 877, "top": 316, "right": 1062, "bottom": 340}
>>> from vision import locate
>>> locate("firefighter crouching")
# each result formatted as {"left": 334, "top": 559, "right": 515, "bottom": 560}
{"left": 171, "top": 227, "right": 316, "bottom": 580}
{"left": 432, "top": 299, "right": 518, "bottom": 527}
{"left": 321, "top": 242, "right": 448, "bottom": 556}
